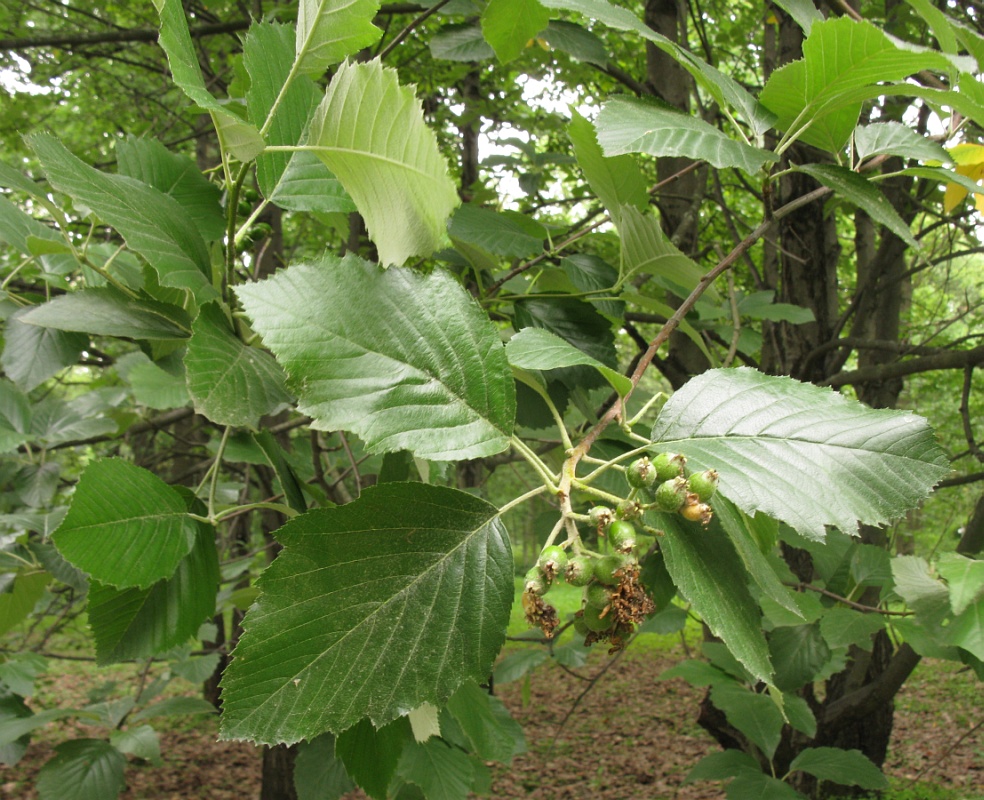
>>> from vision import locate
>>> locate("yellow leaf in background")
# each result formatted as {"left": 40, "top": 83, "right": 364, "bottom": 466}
{"left": 943, "top": 144, "right": 984, "bottom": 213}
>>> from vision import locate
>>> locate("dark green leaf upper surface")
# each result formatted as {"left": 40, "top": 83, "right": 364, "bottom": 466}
{"left": 53, "top": 459, "right": 197, "bottom": 589}
{"left": 651, "top": 368, "right": 949, "bottom": 540}
{"left": 219, "top": 483, "right": 513, "bottom": 744}
{"left": 236, "top": 255, "right": 515, "bottom": 460}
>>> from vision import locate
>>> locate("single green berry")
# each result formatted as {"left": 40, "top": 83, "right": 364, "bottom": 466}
{"left": 655, "top": 477, "right": 689, "bottom": 512}
{"left": 608, "top": 520, "right": 637, "bottom": 553}
{"left": 594, "top": 553, "right": 631, "bottom": 585}
{"left": 581, "top": 604, "right": 614, "bottom": 632}
{"left": 625, "top": 457, "right": 657, "bottom": 490}
{"left": 524, "top": 566, "right": 547, "bottom": 596}
{"left": 652, "top": 452, "right": 686, "bottom": 483}
{"left": 565, "top": 554, "right": 594, "bottom": 586}
{"left": 686, "top": 469, "right": 719, "bottom": 502}
{"left": 538, "top": 545, "right": 569, "bottom": 578}
{"left": 573, "top": 616, "right": 590, "bottom": 635}
{"left": 584, "top": 581, "right": 613, "bottom": 610}
{"left": 616, "top": 499, "right": 642, "bottom": 521}
{"left": 588, "top": 505, "right": 615, "bottom": 531}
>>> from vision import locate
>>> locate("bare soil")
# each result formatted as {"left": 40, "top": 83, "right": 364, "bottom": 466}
{"left": 1, "top": 650, "right": 981, "bottom": 799}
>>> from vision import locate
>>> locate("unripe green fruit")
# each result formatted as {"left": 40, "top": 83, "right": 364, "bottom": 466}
{"left": 655, "top": 477, "right": 689, "bottom": 512}
{"left": 588, "top": 505, "right": 614, "bottom": 530}
{"left": 686, "top": 469, "right": 719, "bottom": 502}
{"left": 573, "top": 616, "right": 590, "bottom": 635}
{"left": 616, "top": 499, "right": 642, "bottom": 521}
{"left": 581, "top": 604, "right": 614, "bottom": 632}
{"left": 625, "top": 457, "right": 657, "bottom": 490}
{"left": 584, "top": 581, "right": 613, "bottom": 610}
{"left": 524, "top": 567, "right": 547, "bottom": 596}
{"left": 565, "top": 554, "right": 594, "bottom": 586}
{"left": 538, "top": 545, "right": 568, "bottom": 576}
{"left": 608, "top": 520, "right": 637, "bottom": 552}
{"left": 652, "top": 452, "right": 686, "bottom": 483}
{"left": 594, "top": 553, "right": 630, "bottom": 585}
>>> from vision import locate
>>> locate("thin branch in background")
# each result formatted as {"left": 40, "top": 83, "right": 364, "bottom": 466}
{"left": 960, "top": 366, "right": 983, "bottom": 463}
{"left": 336, "top": 431, "right": 363, "bottom": 496}
{"left": 903, "top": 718, "right": 984, "bottom": 788}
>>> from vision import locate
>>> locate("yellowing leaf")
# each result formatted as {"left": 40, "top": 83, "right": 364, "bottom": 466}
{"left": 943, "top": 151, "right": 984, "bottom": 213}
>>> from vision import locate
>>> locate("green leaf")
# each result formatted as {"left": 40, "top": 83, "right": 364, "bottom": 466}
{"left": 87, "top": 522, "right": 218, "bottom": 664}
{"left": 568, "top": 111, "right": 647, "bottom": 228}
{"left": 126, "top": 359, "right": 190, "bottom": 411}
{"left": 561, "top": 254, "right": 624, "bottom": 319}
{"left": 110, "top": 725, "right": 161, "bottom": 766}
{"left": 307, "top": 59, "right": 459, "bottom": 266}
{"left": 946, "top": 598, "right": 984, "bottom": 660}
{"left": 0, "top": 693, "right": 33, "bottom": 766}
{"left": 18, "top": 289, "right": 191, "bottom": 341}
{"left": 782, "top": 692, "right": 817, "bottom": 737}
{"left": 0, "top": 571, "right": 50, "bottom": 637}
{"left": 709, "top": 681, "right": 784, "bottom": 759}
{"left": 789, "top": 747, "right": 889, "bottom": 790}
{"left": 253, "top": 431, "right": 309, "bottom": 514}
{"left": 937, "top": 552, "right": 984, "bottom": 615}
{"left": 651, "top": 368, "right": 949, "bottom": 541}
{"left": 335, "top": 717, "right": 412, "bottom": 800}
{"left": 853, "top": 121, "right": 950, "bottom": 164}
{"left": 771, "top": 0, "right": 823, "bottom": 34}
{"left": 239, "top": 21, "right": 352, "bottom": 212}
{"left": 904, "top": 0, "right": 958, "bottom": 55}
{"left": 596, "top": 98, "right": 777, "bottom": 175}
{"left": 891, "top": 556, "right": 951, "bottom": 626}
{"left": 36, "top": 739, "right": 126, "bottom": 800}
{"left": 129, "top": 697, "right": 217, "bottom": 723}
{"left": 446, "top": 681, "right": 525, "bottom": 762}
{"left": 760, "top": 17, "right": 964, "bottom": 152}
{"left": 185, "top": 302, "right": 290, "bottom": 429}
{"left": 1, "top": 309, "right": 87, "bottom": 392}
{"left": 236, "top": 255, "right": 514, "bottom": 460}
{"left": 655, "top": 510, "right": 774, "bottom": 684}
{"left": 685, "top": 749, "right": 761, "bottom": 783}
{"left": 619, "top": 206, "right": 715, "bottom": 299}
{"left": 13, "top": 462, "right": 61, "bottom": 508}
{"left": 0, "top": 653, "right": 48, "bottom": 697}
{"left": 219, "top": 483, "right": 513, "bottom": 744}
{"left": 539, "top": 0, "right": 775, "bottom": 135}
{"left": 506, "top": 328, "right": 631, "bottom": 396}
{"left": 796, "top": 164, "right": 918, "bottom": 251}
{"left": 294, "top": 733, "right": 354, "bottom": 800}
{"left": 449, "top": 204, "right": 545, "bottom": 258}
{"left": 115, "top": 137, "right": 225, "bottom": 242}
{"left": 152, "top": 0, "right": 264, "bottom": 161}
{"left": 27, "top": 134, "right": 216, "bottom": 300}
{"left": 492, "top": 649, "right": 547, "bottom": 684}
{"left": 429, "top": 24, "right": 495, "bottom": 62}
{"left": 737, "top": 291, "right": 814, "bottom": 324}
{"left": 53, "top": 459, "right": 197, "bottom": 590}
{"left": 30, "top": 396, "right": 117, "bottom": 447}
{"left": 819, "top": 607, "right": 885, "bottom": 651}
{"left": 769, "top": 624, "right": 831, "bottom": 691}
{"left": 295, "top": 0, "right": 383, "bottom": 77}
{"left": 481, "top": 0, "right": 550, "bottom": 63}
{"left": 726, "top": 772, "right": 806, "bottom": 799}
{"left": 0, "top": 194, "right": 65, "bottom": 256}
{"left": 542, "top": 20, "right": 607, "bottom": 64}
{"left": 396, "top": 738, "right": 476, "bottom": 800}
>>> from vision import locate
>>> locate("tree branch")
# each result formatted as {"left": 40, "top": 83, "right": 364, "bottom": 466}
{"left": 822, "top": 346, "right": 984, "bottom": 388}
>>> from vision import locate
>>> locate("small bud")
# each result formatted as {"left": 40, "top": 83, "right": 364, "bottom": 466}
{"left": 625, "top": 457, "right": 657, "bottom": 490}
{"left": 655, "top": 477, "right": 689, "bottom": 512}
{"left": 652, "top": 452, "right": 686, "bottom": 483}
{"left": 686, "top": 469, "right": 719, "bottom": 502}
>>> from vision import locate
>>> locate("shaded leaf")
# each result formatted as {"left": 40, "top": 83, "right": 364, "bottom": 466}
{"left": 294, "top": 733, "right": 353, "bottom": 800}
{"left": 36, "top": 739, "right": 126, "bottom": 800}
{"left": 18, "top": 289, "right": 190, "bottom": 341}
{"left": 946, "top": 598, "right": 984, "bottom": 660}
{"left": 219, "top": 483, "right": 513, "bottom": 744}
{"left": 27, "top": 134, "right": 216, "bottom": 300}
{"left": 481, "top": 0, "right": 550, "bottom": 63}
{"left": 446, "top": 681, "right": 525, "bottom": 762}
{"left": 0, "top": 571, "right": 50, "bottom": 638}
{"left": 685, "top": 749, "right": 760, "bottom": 783}
{"left": 236, "top": 254, "right": 514, "bottom": 460}
{"left": 1, "top": 309, "right": 87, "bottom": 392}
{"left": 185, "top": 302, "right": 290, "bottom": 428}
{"left": 937, "top": 552, "right": 984, "bottom": 616}
{"left": 335, "top": 717, "right": 412, "bottom": 800}
{"left": 506, "top": 328, "right": 631, "bottom": 396}
{"left": 429, "top": 24, "right": 494, "bottom": 62}
{"left": 710, "top": 681, "right": 783, "bottom": 760}
{"left": 543, "top": 20, "right": 607, "bottom": 64}
{"left": 651, "top": 368, "right": 949, "bottom": 540}
{"left": 769, "top": 624, "right": 831, "bottom": 691}
{"left": 789, "top": 747, "right": 888, "bottom": 790}
{"left": 819, "top": 607, "right": 885, "bottom": 651}
{"left": 110, "top": 725, "right": 162, "bottom": 766}
{"left": 396, "top": 738, "right": 476, "bottom": 800}
{"left": 449, "top": 204, "right": 545, "bottom": 258}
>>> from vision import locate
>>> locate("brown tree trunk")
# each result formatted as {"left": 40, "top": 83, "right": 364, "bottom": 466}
{"left": 261, "top": 745, "right": 298, "bottom": 800}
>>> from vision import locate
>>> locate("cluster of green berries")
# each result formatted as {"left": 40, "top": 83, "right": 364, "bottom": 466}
{"left": 629, "top": 453, "right": 719, "bottom": 526}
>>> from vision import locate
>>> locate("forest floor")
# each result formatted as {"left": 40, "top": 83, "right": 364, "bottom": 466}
{"left": 1, "top": 645, "right": 982, "bottom": 800}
